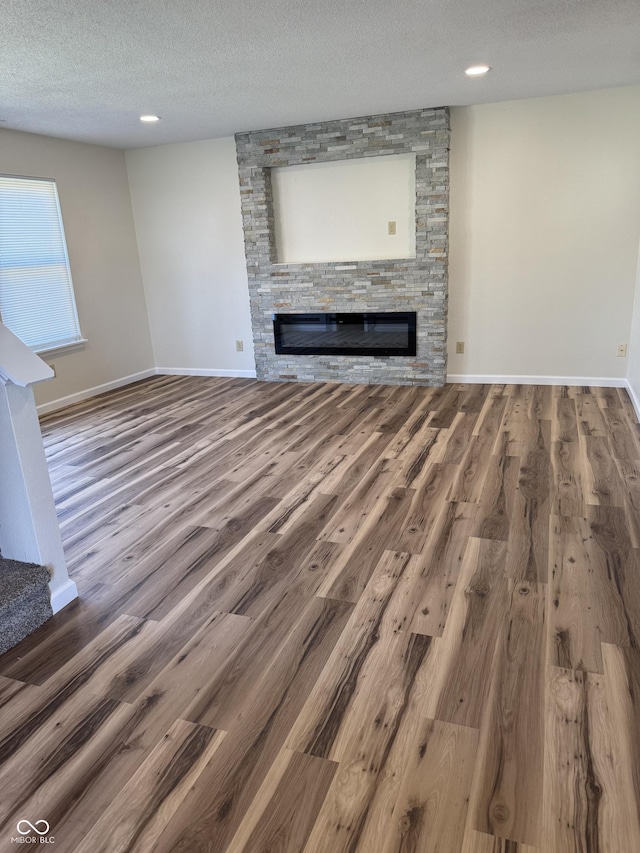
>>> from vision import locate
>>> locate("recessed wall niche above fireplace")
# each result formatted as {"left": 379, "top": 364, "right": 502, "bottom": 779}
{"left": 235, "top": 106, "right": 450, "bottom": 386}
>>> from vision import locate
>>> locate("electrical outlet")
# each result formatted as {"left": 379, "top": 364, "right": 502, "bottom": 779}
{"left": 235, "top": 340, "right": 244, "bottom": 352}
{"left": 48, "top": 363, "right": 56, "bottom": 377}
{"left": 617, "top": 343, "right": 627, "bottom": 357}
{"left": 387, "top": 221, "right": 397, "bottom": 235}
{"left": 456, "top": 341, "right": 465, "bottom": 354}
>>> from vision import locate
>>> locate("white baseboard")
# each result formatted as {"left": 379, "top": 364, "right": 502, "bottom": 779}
{"left": 155, "top": 367, "right": 257, "bottom": 379}
{"left": 447, "top": 374, "right": 627, "bottom": 388}
{"left": 37, "top": 369, "right": 157, "bottom": 414}
{"left": 624, "top": 379, "right": 640, "bottom": 419}
{"left": 50, "top": 578, "right": 79, "bottom": 614}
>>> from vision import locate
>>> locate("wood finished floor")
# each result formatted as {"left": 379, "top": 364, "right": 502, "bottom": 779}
{"left": 1, "top": 376, "right": 640, "bottom": 852}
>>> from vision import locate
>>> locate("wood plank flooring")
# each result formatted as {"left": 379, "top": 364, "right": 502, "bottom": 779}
{"left": 1, "top": 376, "right": 640, "bottom": 852}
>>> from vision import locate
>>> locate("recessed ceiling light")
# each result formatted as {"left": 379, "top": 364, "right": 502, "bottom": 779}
{"left": 465, "top": 65, "right": 491, "bottom": 76}
{"left": 140, "top": 114, "right": 160, "bottom": 122}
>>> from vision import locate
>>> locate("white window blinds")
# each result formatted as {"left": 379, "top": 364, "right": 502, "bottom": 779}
{"left": 0, "top": 174, "right": 83, "bottom": 353}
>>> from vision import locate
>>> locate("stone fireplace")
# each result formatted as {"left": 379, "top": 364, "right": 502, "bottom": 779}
{"left": 235, "top": 106, "right": 450, "bottom": 386}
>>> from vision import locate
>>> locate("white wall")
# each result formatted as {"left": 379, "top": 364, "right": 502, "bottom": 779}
{"left": 448, "top": 86, "right": 640, "bottom": 382}
{"left": 125, "top": 138, "right": 255, "bottom": 375}
{"left": 627, "top": 239, "right": 640, "bottom": 415}
{"left": 126, "top": 88, "right": 640, "bottom": 386}
{"left": 271, "top": 154, "right": 416, "bottom": 263}
{"left": 0, "top": 129, "right": 154, "bottom": 406}
{"left": 13, "top": 86, "right": 634, "bottom": 397}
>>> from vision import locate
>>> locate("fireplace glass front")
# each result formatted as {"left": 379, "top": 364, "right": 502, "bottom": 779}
{"left": 273, "top": 312, "right": 417, "bottom": 357}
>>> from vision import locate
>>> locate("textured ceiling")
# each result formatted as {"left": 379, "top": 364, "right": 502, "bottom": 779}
{"left": 1, "top": 0, "right": 639, "bottom": 149}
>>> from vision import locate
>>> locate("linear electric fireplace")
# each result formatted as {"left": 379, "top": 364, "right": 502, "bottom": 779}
{"left": 273, "top": 312, "right": 417, "bottom": 357}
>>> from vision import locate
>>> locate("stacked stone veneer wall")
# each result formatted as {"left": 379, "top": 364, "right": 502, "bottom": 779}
{"left": 235, "top": 107, "right": 450, "bottom": 385}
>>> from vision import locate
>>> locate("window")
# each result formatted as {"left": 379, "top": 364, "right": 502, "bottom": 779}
{"left": 0, "top": 174, "right": 83, "bottom": 354}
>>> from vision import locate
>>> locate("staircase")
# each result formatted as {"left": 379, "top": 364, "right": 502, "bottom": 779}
{"left": 0, "top": 556, "right": 53, "bottom": 654}
{"left": 0, "top": 321, "right": 77, "bottom": 636}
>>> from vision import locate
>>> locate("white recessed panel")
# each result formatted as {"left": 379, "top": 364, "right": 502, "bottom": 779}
{"left": 271, "top": 154, "right": 416, "bottom": 264}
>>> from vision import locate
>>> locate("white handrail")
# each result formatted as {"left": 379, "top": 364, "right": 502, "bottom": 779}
{"left": 0, "top": 323, "right": 54, "bottom": 386}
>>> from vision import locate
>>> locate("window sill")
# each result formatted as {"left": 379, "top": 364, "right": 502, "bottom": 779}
{"left": 34, "top": 339, "right": 88, "bottom": 358}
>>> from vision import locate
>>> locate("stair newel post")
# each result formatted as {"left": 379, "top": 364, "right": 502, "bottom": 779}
{"left": 0, "top": 323, "right": 78, "bottom": 615}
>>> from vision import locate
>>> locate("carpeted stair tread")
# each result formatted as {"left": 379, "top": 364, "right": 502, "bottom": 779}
{"left": 0, "top": 556, "right": 52, "bottom": 656}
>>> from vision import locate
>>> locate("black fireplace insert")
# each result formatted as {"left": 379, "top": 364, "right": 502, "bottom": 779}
{"left": 273, "top": 312, "right": 417, "bottom": 356}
